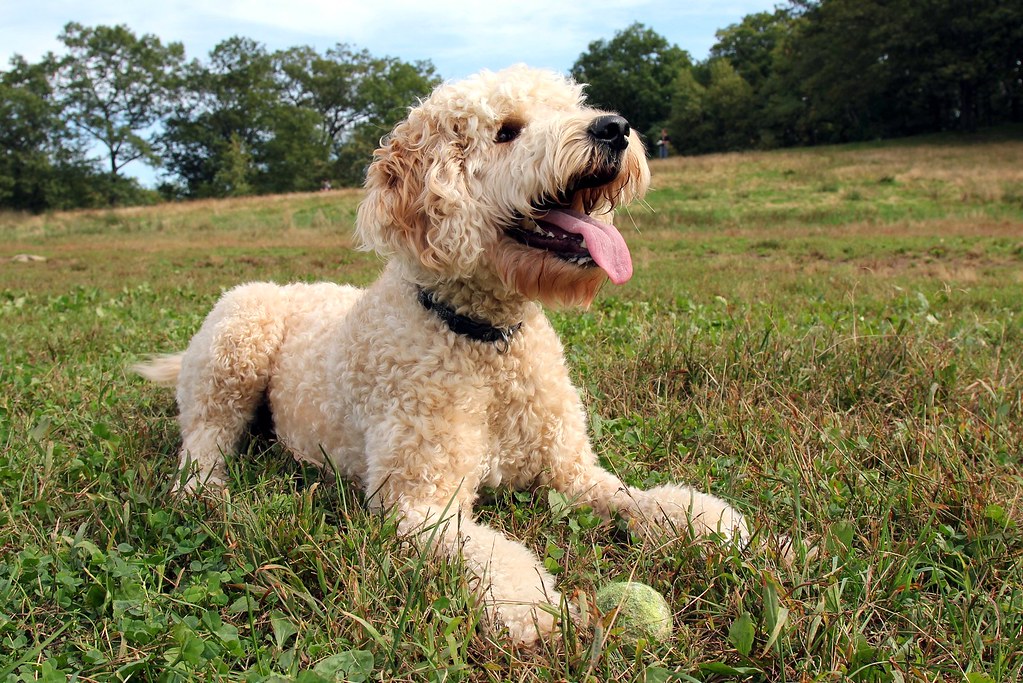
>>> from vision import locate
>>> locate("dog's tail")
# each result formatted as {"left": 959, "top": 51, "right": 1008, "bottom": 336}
{"left": 132, "top": 353, "right": 184, "bottom": 387}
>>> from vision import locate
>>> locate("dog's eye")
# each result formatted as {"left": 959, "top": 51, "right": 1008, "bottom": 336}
{"left": 496, "top": 122, "right": 523, "bottom": 143}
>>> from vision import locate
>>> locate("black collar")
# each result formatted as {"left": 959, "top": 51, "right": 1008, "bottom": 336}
{"left": 417, "top": 287, "right": 522, "bottom": 348}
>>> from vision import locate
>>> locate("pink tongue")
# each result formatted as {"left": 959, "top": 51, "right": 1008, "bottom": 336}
{"left": 538, "top": 208, "right": 633, "bottom": 284}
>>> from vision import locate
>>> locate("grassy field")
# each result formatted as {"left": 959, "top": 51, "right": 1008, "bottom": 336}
{"left": 2, "top": 130, "right": 1022, "bottom": 682}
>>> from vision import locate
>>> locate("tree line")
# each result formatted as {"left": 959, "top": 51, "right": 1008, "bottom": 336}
{"left": 0, "top": 24, "right": 439, "bottom": 211}
{"left": 573, "top": 0, "right": 1022, "bottom": 156}
{"left": 3, "top": 0, "right": 1021, "bottom": 212}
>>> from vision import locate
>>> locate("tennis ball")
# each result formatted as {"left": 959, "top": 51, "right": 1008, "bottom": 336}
{"left": 595, "top": 581, "right": 672, "bottom": 647}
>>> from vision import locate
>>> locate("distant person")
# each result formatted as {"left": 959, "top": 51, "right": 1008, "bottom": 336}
{"left": 321, "top": 179, "right": 333, "bottom": 191}
{"left": 657, "top": 129, "right": 671, "bottom": 159}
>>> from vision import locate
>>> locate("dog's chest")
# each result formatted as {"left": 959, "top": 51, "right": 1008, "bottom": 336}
{"left": 479, "top": 356, "right": 553, "bottom": 489}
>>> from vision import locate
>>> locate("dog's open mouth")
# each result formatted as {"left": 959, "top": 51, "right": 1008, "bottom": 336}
{"left": 507, "top": 173, "right": 634, "bottom": 284}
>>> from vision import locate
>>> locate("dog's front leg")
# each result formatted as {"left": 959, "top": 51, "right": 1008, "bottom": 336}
{"left": 363, "top": 416, "right": 565, "bottom": 646}
{"left": 393, "top": 505, "right": 564, "bottom": 646}
{"left": 538, "top": 392, "right": 749, "bottom": 545}
{"left": 552, "top": 457, "right": 749, "bottom": 544}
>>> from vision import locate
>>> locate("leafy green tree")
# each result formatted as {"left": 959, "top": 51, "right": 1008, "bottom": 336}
{"left": 873, "top": 0, "right": 1023, "bottom": 132}
{"left": 667, "top": 60, "right": 756, "bottom": 154}
{"left": 765, "top": 0, "right": 1023, "bottom": 143}
{"left": 784, "top": 0, "right": 895, "bottom": 142}
{"left": 0, "top": 56, "right": 62, "bottom": 211}
{"left": 276, "top": 44, "right": 438, "bottom": 186}
{"left": 711, "top": 11, "right": 791, "bottom": 93}
{"left": 211, "top": 133, "right": 253, "bottom": 197}
{"left": 162, "top": 37, "right": 322, "bottom": 197}
{"left": 570, "top": 23, "right": 691, "bottom": 142}
{"left": 256, "top": 103, "right": 328, "bottom": 194}
{"left": 665, "top": 69, "right": 708, "bottom": 154}
{"left": 163, "top": 39, "right": 433, "bottom": 196}
{"left": 0, "top": 55, "right": 102, "bottom": 211}
{"left": 704, "top": 60, "right": 757, "bottom": 150}
{"left": 56, "top": 22, "right": 185, "bottom": 202}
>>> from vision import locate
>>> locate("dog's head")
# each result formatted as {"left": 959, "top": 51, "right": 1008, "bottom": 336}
{"left": 356, "top": 65, "right": 650, "bottom": 307}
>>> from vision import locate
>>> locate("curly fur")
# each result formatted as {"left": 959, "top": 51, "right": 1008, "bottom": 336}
{"left": 135, "top": 65, "right": 750, "bottom": 646}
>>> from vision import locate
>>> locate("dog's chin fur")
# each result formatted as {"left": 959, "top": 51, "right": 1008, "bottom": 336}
{"left": 491, "top": 242, "right": 608, "bottom": 308}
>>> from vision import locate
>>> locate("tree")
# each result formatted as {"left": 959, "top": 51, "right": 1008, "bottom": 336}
{"left": 211, "top": 133, "right": 253, "bottom": 197}
{"left": 777, "top": 1, "right": 891, "bottom": 142}
{"left": 873, "top": 0, "right": 1023, "bottom": 132}
{"left": 709, "top": 10, "right": 807, "bottom": 149}
{"left": 665, "top": 69, "right": 708, "bottom": 154}
{"left": 163, "top": 39, "right": 438, "bottom": 197}
{"left": 0, "top": 56, "right": 61, "bottom": 211}
{"left": 711, "top": 11, "right": 791, "bottom": 92}
{"left": 666, "top": 60, "right": 757, "bottom": 154}
{"left": 765, "top": 0, "right": 1023, "bottom": 143}
{"left": 704, "top": 60, "right": 757, "bottom": 150}
{"left": 570, "top": 23, "right": 691, "bottom": 142}
{"left": 0, "top": 55, "right": 101, "bottom": 211}
{"left": 161, "top": 37, "right": 320, "bottom": 197}
{"left": 256, "top": 103, "right": 328, "bottom": 194}
{"left": 56, "top": 22, "right": 184, "bottom": 202}
{"left": 276, "top": 44, "right": 438, "bottom": 185}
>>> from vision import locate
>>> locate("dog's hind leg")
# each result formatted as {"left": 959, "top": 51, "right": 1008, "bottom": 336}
{"left": 172, "top": 283, "right": 287, "bottom": 492}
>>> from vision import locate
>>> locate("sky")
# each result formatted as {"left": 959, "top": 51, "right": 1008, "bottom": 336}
{"left": 1, "top": 0, "right": 780, "bottom": 185}
{"left": 2, "top": 0, "right": 781, "bottom": 81}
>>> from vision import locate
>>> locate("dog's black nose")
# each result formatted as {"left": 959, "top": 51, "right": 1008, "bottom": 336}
{"left": 587, "top": 115, "right": 630, "bottom": 152}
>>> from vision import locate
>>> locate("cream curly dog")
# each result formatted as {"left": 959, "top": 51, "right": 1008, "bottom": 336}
{"left": 137, "top": 66, "right": 749, "bottom": 645}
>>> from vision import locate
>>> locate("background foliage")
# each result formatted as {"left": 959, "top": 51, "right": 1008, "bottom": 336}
{"left": 1, "top": 26, "right": 438, "bottom": 211}
{"left": 650, "top": 0, "right": 1023, "bottom": 154}
{"left": 2, "top": 0, "right": 1021, "bottom": 212}
{"left": 576, "top": 1, "right": 1023, "bottom": 156}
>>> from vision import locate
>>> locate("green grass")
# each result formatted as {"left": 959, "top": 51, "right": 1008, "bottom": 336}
{"left": 2, "top": 133, "right": 1022, "bottom": 681}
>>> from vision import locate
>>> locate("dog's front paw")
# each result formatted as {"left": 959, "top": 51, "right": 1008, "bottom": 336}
{"left": 492, "top": 596, "right": 567, "bottom": 647}
{"left": 171, "top": 466, "right": 228, "bottom": 496}
{"left": 625, "top": 484, "right": 750, "bottom": 545}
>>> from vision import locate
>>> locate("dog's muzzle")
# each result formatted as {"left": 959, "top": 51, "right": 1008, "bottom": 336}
{"left": 504, "top": 113, "right": 637, "bottom": 285}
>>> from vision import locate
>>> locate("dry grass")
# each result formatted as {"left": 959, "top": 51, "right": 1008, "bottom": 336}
{"left": 2, "top": 132, "right": 1022, "bottom": 682}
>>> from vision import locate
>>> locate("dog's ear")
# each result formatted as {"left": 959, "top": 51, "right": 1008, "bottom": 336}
{"left": 356, "top": 113, "right": 485, "bottom": 275}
